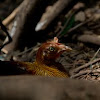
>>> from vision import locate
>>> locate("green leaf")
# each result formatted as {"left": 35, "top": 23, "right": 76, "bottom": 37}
{"left": 61, "top": 15, "right": 75, "bottom": 36}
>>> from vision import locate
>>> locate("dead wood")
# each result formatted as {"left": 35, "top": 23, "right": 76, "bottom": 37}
{"left": 71, "top": 70, "right": 91, "bottom": 78}
{"left": 78, "top": 34, "right": 100, "bottom": 45}
{"left": 35, "top": 0, "right": 75, "bottom": 31}
{"left": 71, "top": 58, "right": 100, "bottom": 74}
{"left": 0, "top": 76, "right": 100, "bottom": 100}
{"left": 71, "top": 68, "right": 100, "bottom": 78}
{"left": 2, "top": 1, "right": 22, "bottom": 26}
{"left": 56, "top": 2, "right": 85, "bottom": 38}
{"left": 2, "top": 0, "right": 49, "bottom": 53}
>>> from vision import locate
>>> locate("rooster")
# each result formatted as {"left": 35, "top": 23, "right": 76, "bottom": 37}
{"left": 0, "top": 37, "right": 72, "bottom": 77}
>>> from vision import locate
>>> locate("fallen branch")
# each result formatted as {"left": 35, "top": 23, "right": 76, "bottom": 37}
{"left": 71, "top": 69, "right": 100, "bottom": 78}
{"left": 35, "top": 0, "right": 74, "bottom": 31}
{"left": 71, "top": 58, "right": 100, "bottom": 74}
{"left": 78, "top": 34, "right": 100, "bottom": 45}
{"left": 2, "top": 0, "right": 49, "bottom": 53}
{"left": 71, "top": 70, "right": 91, "bottom": 78}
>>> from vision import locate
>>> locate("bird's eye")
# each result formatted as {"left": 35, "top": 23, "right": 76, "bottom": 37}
{"left": 49, "top": 46, "right": 55, "bottom": 51}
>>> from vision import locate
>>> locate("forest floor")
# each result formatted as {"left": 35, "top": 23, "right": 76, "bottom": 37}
{"left": 0, "top": 0, "right": 100, "bottom": 81}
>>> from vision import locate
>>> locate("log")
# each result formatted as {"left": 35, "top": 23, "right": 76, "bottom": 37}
{"left": 2, "top": 0, "right": 49, "bottom": 53}
{"left": 35, "top": 0, "right": 75, "bottom": 31}
{"left": 0, "top": 76, "right": 99, "bottom": 100}
{"left": 78, "top": 34, "right": 100, "bottom": 45}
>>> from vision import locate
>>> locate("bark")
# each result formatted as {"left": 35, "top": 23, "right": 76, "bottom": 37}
{"left": 78, "top": 34, "right": 100, "bottom": 45}
{"left": 2, "top": 0, "right": 49, "bottom": 53}
{"left": 0, "top": 76, "right": 99, "bottom": 100}
{"left": 35, "top": 0, "right": 75, "bottom": 31}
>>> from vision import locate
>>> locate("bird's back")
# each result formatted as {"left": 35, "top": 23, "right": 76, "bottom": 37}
{"left": 25, "top": 61, "right": 68, "bottom": 77}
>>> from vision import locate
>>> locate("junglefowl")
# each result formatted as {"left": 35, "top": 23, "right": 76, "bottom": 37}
{"left": 0, "top": 37, "right": 72, "bottom": 77}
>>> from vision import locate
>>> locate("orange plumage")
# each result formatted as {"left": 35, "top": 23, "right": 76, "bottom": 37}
{"left": 0, "top": 37, "right": 72, "bottom": 77}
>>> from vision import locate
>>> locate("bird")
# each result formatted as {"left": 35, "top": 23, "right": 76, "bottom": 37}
{"left": 0, "top": 37, "right": 72, "bottom": 77}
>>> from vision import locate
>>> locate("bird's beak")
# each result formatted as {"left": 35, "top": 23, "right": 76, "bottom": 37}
{"left": 64, "top": 46, "right": 72, "bottom": 52}
{"left": 58, "top": 45, "right": 72, "bottom": 54}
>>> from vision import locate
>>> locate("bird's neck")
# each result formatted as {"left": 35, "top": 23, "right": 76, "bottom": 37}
{"left": 36, "top": 49, "right": 66, "bottom": 72}
{"left": 36, "top": 48, "right": 44, "bottom": 64}
{"left": 36, "top": 51, "right": 56, "bottom": 66}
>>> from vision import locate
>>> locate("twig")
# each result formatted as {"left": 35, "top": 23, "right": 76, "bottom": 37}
{"left": 71, "top": 70, "right": 91, "bottom": 78}
{"left": 81, "top": 48, "right": 100, "bottom": 78}
{"left": 72, "top": 58, "right": 100, "bottom": 73}
{"left": 56, "top": 10, "right": 75, "bottom": 38}
{"left": 16, "top": 43, "right": 40, "bottom": 56}
{"left": 71, "top": 69, "right": 100, "bottom": 78}
{"left": 71, "top": 48, "right": 100, "bottom": 78}
{"left": 57, "top": 2, "right": 85, "bottom": 38}
{"left": 91, "top": 48, "right": 100, "bottom": 61}
{"left": 64, "top": 18, "right": 92, "bottom": 37}
{"left": 68, "top": 19, "right": 90, "bottom": 33}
